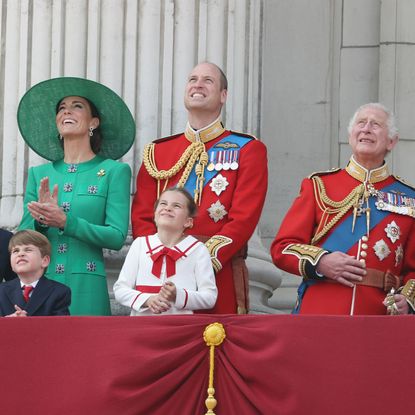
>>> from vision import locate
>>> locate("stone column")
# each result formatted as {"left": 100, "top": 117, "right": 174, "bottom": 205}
{"left": 247, "top": 230, "right": 283, "bottom": 314}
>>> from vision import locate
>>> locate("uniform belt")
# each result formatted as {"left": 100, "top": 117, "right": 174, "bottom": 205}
{"left": 355, "top": 268, "right": 402, "bottom": 292}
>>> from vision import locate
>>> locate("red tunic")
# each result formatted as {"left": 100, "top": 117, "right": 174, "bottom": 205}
{"left": 132, "top": 128, "right": 268, "bottom": 313}
{"left": 271, "top": 158, "right": 415, "bottom": 315}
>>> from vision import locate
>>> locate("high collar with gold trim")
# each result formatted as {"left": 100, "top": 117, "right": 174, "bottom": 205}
{"left": 184, "top": 117, "right": 225, "bottom": 144}
{"left": 345, "top": 156, "right": 390, "bottom": 184}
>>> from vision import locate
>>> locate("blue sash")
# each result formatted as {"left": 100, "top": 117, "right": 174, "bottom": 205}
{"left": 293, "top": 280, "right": 318, "bottom": 314}
{"left": 183, "top": 134, "right": 252, "bottom": 195}
{"left": 321, "top": 181, "right": 413, "bottom": 253}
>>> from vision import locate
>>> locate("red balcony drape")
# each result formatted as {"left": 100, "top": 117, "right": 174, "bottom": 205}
{"left": 0, "top": 314, "right": 413, "bottom": 414}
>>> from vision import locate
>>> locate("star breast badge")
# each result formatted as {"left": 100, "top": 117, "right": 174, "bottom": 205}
{"left": 207, "top": 201, "right": 228, "bottom": 222}
{"left": 373, "top": 239, "right": 391, "bottom": 261}
{"left": 384, "top": 220, "right": 400, "bottom": 243}
{"left": 209, "top": 174, "right": 229, "bottom": 196}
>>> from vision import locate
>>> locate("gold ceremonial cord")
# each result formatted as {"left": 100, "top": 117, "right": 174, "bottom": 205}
{"left": 311, "top": 176, "right": 365, "bottom": 244}
{"left": 203, "top": 323, "right": 226, "bottom": 415}
{"left": 143, "top": 141, "right": 206, "bottom": 202}
{"left": 194, "top": 150, "right": 209, "bottom": 205}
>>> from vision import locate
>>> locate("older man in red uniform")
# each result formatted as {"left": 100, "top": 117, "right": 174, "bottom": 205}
{"left": 271, "top": 103, "right": 415, "bottom": 315}
{"left": 131, "top": 62, "right": 268, "bottom": 314}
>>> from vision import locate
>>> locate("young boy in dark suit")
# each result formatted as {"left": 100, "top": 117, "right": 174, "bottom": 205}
{"left": 0, "top": 230, "right": 71, "bottom": 317}
{"left": 0, "top": 228, "right": 17, "bottom": 282}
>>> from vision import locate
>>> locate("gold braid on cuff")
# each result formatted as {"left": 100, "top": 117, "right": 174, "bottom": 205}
{"left": 205, "top": 235, "right": 233, "bottom": 273}
{"left": 400, "top": 279, "right": 415, "bottom": 311}
{"left": 283, "top": 243, "right": 328, "bottom": 279}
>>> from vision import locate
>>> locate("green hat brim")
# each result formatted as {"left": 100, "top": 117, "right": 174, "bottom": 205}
{"left": 17, "top": 77, "right": 136, "bottom": 161}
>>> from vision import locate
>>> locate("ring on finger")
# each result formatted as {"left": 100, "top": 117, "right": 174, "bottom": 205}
{"left": 39, "top": 214, "right": 45, "bottom": 222}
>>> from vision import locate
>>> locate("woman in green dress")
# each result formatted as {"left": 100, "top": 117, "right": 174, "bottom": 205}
{"left": 17, "top": 77, "right": 135, "bottom": 315}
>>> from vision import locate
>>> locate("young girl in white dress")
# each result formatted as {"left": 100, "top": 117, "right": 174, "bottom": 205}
{"left": 114, "top": 188, "right": 217, "bottom": 315}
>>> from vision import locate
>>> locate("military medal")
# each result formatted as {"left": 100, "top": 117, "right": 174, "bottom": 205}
{"left": 207, "top": 200, "right": 228, "bottom": 222}
{"left": 230, "top": 150, "right": 239, "bottom": 170}
{"left": 385, "top": 220, "right": 400, "bottom": 243}
{"left": 395, "top": 245, "right": 403, "bottom": 266}
{"left": 215, "top": 151, "right": 223, "bottom": 171}
{"left": 209, "top": 174, "right": 229, "bottom": 196}
{"left": 223, "top": 151, "right": 231, "bottom": 170}
{"left": 207, "top": 151, "right": 216, "bottom": 172}
{"left": 373, "top": 239, "right": 391, "bottom": 261}
{"left": 374, "top": 188, "right": 415, "bottom": 218}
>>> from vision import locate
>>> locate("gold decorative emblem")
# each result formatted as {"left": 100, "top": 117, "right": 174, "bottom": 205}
{"left": 203, "top": 323, "right": 226, "bottom": 415}
{"left": 215, "top": 142, "right": 239, "bottom": 149}
{"left": 209, "top": 174, "right": 229, "bottom": 196}
{"left": 395, "top": 244, "right": 404, "bottom": 267}
{"left": 205, "top": 235, "right": 232, "bottom": 272}
{"left": 97, "top": 169, "right": 106, "bottom": 177}
{"left": 203, "top": 322, "right": 226, "bottom": 346}
{"left": 401, "top": 280, "right": 415, "bottom": 311}
{"left": 282, "top": 244, "right": 327, "bottom": 266}
{"left": 373, "top": 239, "right": 391, "bottom": 261}
{"left": 385, "top": 220, "right": 400, "bottom": 243}
{"left": 207, "top": 201, "right": 227, "bottom": 223}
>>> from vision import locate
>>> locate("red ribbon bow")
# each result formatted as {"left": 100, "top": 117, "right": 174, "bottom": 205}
{"left": 150, "top": 247, "right": 183, "bottom": 278}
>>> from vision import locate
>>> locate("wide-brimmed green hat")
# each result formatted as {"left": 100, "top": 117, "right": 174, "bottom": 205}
{"left": 17, "top": 77, "right": 136, "bottom": 161}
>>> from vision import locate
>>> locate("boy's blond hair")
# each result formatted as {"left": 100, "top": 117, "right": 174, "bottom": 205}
{"left": 9, "top": 230, "right": 51, "bottom": 257}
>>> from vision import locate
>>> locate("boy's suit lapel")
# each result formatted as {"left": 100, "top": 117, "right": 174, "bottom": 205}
{"left": 5, "top": 279, "right": 26, "bottom": 309}
{"left": 25, "top": 277, "right": 53, "bottom": 315}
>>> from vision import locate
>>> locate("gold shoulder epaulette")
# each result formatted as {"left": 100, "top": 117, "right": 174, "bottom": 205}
{"left": 393, "top": 175, "right": 415, "bottom": 191}
{"left": 153, "top": 132, "right": 183, "bottom": 144}
{"left": 308, "top": 167, "right": 341, "bottom": 179}
{"left": 229, "top": 130, "right": 257, "bottom": 140}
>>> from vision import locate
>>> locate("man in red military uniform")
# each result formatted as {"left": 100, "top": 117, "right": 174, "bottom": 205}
{"left": 131, "top": 62, "right": 268, "bottom": 314}
{"left": 271, "top": 103, "right": 415, "bottom": 315}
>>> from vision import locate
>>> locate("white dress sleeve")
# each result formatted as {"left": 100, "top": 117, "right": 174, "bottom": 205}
{"left": 113, "top": 237, "right": 152, "bottom": 312}
{"left": 174, "top": 243, "right": 217, "bottom": 311}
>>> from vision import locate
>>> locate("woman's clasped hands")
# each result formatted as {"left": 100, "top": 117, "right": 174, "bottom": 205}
{"left": 27, "top": 177, "right": 67, "bottom": 229}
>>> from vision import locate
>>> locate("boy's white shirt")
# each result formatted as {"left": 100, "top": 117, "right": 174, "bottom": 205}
{"left": 19, "top": 279, "right": 40, "bottom": 288}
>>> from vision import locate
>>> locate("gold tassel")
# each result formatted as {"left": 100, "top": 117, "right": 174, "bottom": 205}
{"left": 365, "top": 188, "right": 371, "bottom": 236}
{"left": 203, "top": 323, "right": 226, "bottom": 415}
{"left": 366, "top": 207, "right": 371, "bottom": 237}
{"left": 195, "top": 150, "right": 209, "bottom": 205}
{"left": 351, "top": 206, "right": 358, "bottom": 233}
